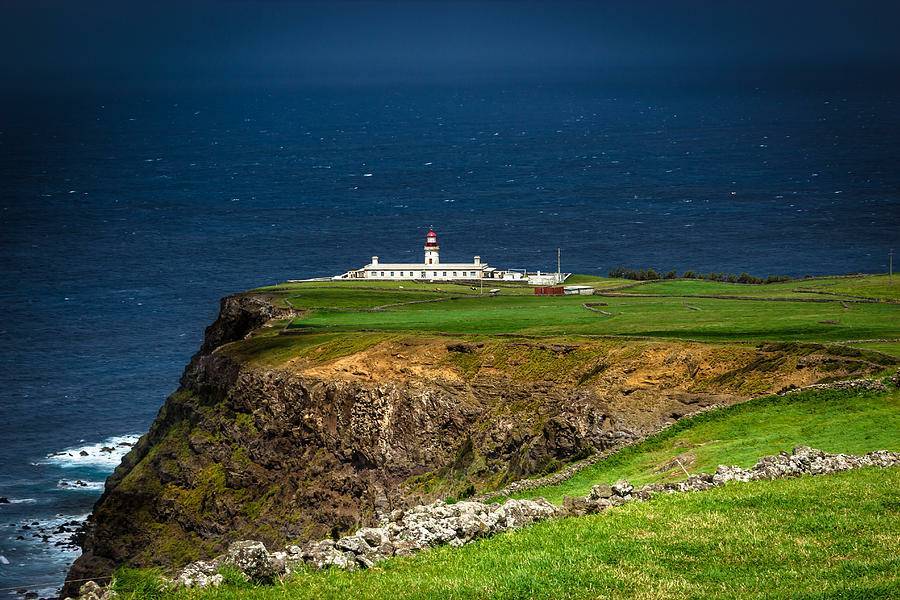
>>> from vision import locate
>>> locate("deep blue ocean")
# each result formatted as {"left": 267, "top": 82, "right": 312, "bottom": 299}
{"left": 1, "top": 77, "right": 898, "bottom": 595}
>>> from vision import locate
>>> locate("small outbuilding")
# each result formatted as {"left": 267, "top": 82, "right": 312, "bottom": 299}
{"left": 564, "top": 285, "right": 595, "bottom": 296}
{"left": 534, "top": 286, "right": 564, "bottom": 296}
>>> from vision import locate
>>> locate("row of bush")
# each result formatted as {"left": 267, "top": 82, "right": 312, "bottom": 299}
{"left": 608, "top": 267, "right": 792, "bottom": 284}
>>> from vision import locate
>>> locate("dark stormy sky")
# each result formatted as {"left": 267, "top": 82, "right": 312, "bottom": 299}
{"left": 3, "top": 0, "right": 900, "bottom": 91}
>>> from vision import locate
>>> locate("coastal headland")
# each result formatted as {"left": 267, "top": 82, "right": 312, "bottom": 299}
{"left": 63, "top": 274, "right": 900, "bottom": 598}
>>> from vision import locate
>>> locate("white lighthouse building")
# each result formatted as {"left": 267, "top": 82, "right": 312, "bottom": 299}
{"left": 331, "top": 228, "right": 567, "bottom": 283}
{"left": 336, "top": 229, "right": 493, "bottom": 281}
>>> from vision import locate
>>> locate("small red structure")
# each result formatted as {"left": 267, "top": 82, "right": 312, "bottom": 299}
{"left": 534, "top": 286, "right": 564, "bottom": 296}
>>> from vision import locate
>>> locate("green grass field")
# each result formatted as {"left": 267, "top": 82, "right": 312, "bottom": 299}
{"left": 848, "top": 341, "right": 900, "bottom": 359}
{"left": 620, "top": 275, "right": 900, "bottom": 301}
{"left": 287, "top": 293, "right": 899, "bottom": 343}
{"left": 513, "top": 387, "right": 900, "bottom": 503}
{"left": 111, "top": 387, "right": 900, "bottom": 600}
{"left": 114, "top": 469, "right": 900, "bottom": 599}
{"left": 226, "top": 275, "right": 900, "bottom": 364}
{"left": 253, "top": 279, "right": 548, "bottom": 311}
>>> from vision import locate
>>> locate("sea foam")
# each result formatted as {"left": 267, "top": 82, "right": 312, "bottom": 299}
{"left": 57, "top": 479, "right": 106, "bottom": 491}
{"left": 39, "top": 434, "right": 141, "bottom": 471}
{"left": 4, "top": 497, "right": 37, "bottom": 504}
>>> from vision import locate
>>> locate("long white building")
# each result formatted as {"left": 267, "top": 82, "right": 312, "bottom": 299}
{"left": 333, "top": 229, "right": 538, "bottom": 282}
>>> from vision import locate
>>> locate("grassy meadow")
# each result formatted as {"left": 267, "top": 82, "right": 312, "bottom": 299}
{"left": 251, "top": 275, "right": 900, "bottom": 351}
{"left": 513, "top": 387, "right": 900, "bottom": 503}
{"left": 115, "top": 469, "right": 900, "bottom": 599}
{"left": 288, "top": 293, "right": 899, "bottom": 342}
{"left": 111, "top": 387, "right": 900, "bottom": 600}
{"left": 622, "top": 274, "right": 900, "bottom": 300}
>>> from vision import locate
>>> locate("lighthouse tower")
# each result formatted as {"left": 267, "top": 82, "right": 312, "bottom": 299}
{"left": 424, "top": 228, "right": 440, "bottom": 265}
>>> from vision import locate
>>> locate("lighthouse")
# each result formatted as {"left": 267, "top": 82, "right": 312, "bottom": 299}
{"left": 334, "top": 227, "right": 544, "bottom": 282}
{"left": 424, "top": 228, "right": 440, "bottom": 265}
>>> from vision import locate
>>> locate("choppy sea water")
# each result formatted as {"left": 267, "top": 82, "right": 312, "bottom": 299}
{"left": 1, "top": 77, "right": 898, "bottom": 595}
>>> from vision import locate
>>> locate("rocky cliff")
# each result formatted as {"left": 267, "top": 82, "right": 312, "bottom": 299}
{"left": 63, "top": 292, "right": 897, "bottom": 594}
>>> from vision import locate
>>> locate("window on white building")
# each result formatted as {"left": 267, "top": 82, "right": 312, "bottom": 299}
{"left": 390, "top": 272, "right": 394, "bottom": 276}
{"left": 442, "top": 272, "right": 447, "bottom": 277}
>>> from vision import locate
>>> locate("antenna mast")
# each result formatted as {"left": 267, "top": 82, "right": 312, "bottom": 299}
{"left": 557, "top": 248, "right": 561, "bottom": 284}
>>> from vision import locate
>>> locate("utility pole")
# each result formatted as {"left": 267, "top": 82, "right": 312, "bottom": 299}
{"left": 557, "top": 248, "right": 561, "bottom": 284}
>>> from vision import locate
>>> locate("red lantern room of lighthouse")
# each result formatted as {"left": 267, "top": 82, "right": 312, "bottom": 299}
{"left": 424, "top": 229, "right": 440, "bottom": 265}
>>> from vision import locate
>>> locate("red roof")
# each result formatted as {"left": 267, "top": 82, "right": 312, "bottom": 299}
{"left": 425, "top": 228, "right": 439, "bottom": 247}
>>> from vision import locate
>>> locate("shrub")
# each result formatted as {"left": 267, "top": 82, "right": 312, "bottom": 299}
{"left": 610, "top": 267, "right": 793, "bottom": 284}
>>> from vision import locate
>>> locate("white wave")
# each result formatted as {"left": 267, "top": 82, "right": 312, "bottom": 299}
{"left": 57, "top": 479, "right": 105, "bottom": 491}
{"left": 39, "top": 433, "right": 141, "bottom": 471}
{"left": 4, "top": 497, "right": 37, "bottom": 504}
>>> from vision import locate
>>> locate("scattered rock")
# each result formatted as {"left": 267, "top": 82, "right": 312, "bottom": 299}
{"left": 588, "top": 483, "right": 613, "bottom": 499}
{"left": 712, "top": 464, "right": 753, "bottom": 483}
{"left": 175, "top": 558, "right": 224, "bottom": 589}
{"left": 889, "top": 369, "right": 900, "bottom": 388}
{"left": 176, "top": 497, "right": 558, "bottom": 587}
{"left": 0, "top": 496, "right": 9, "bottom": 504}
{"left": 780, "top": 378, "right": 886, "bottom": 395}
{"left": 69, "top": 580, "right": 116, "bottom": 600}
{"left": 225, "top": 540, "right": 283, "bottom": 583}
{"left": 611, "top": 480, "right": 634, "bottom": 498}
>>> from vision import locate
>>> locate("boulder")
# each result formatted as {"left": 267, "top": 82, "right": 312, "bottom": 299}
{"left": 561, "top": 495, "right": 588, "bottom": 516}
{"left": 611, "top": 480, "right": 633, "bottom": 498}
{"left": 175, "top": 558, "right": 221, "bottom": 588}
{"left": 300, "top": 540, "right": 358, "bottom": 570}
{"left": 588, "top": 484, "right": 613, "bottom": 500}
{"left": 67, "top": 580, "right": 117, "bottom": 600}
{"left": 224, "top": 540, "right": 284, "bottom": 583}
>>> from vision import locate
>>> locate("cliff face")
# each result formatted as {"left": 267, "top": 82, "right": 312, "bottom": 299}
{"left": 64, "top": 294, "right": 896, "bottom": 592}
